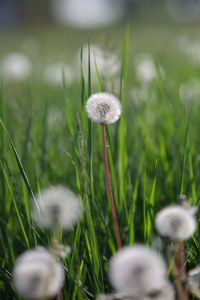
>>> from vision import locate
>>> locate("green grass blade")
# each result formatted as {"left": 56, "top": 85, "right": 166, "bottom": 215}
{"left": 1, "top": 162, "right": 30, "bottom": 248}
{"left": 0, "top": 118, "right": 40, "bottom": 212}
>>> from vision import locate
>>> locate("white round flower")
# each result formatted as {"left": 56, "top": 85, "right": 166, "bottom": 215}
{"left": 13, "top": 247, "right": 64, "bottom": 299}
{"left": 86, "top": 92, "right": 121, "bottom": 124}
{"left": 108, "top": 245, "right": 167, "bottom": 297}
{"left": 0, "top": 52, "right": 32, "bottom": 80}
{"left": 34, "top": 186, "right": 81, "bottom": 229}
{"left": 44, "top": 62, "right": 74, "bottom": 86}
{"left": 155, "top": 205, "right": 196, "bottom": 240}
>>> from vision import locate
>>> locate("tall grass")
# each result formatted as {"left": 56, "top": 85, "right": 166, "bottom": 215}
{"left": 0, "top": 26, "right": 200, "bottom": 299}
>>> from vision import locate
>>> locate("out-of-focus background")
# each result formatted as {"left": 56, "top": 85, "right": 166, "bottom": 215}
{"left": 1, "top": 0, "right": 200, "bottom": 88}
{"left": 2, "top": 1, "right": 200, "bottom": 299}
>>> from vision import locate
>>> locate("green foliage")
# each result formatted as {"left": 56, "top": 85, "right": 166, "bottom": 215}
{"left": 0, "top": 24, "right": 200, "bottom": 299}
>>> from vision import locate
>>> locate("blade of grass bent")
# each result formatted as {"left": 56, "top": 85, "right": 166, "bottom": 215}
{"left": 0, "top": 119, "right": 40, "bottom": 212}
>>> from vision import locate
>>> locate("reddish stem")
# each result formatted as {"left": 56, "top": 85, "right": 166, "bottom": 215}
{"left": 56, "top": 291, "right": 62, "bottom": 300}
{"left": 175, "top": 241, "right": 189, "bottom": 300}
{"left": 101, "top": 124, "right": 122, "bottom": 250}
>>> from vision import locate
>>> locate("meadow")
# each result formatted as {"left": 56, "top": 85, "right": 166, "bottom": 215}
{"left": 1, "top": 20, "right": 200, "bottom": 299}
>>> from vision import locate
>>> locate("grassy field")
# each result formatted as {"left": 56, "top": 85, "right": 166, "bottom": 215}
{"left": 1, "top": 21, "right": 200, "bottom": 299}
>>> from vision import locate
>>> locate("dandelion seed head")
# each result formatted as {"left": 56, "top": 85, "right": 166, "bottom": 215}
{"left": 13, "top": 247, "right": 64, "bottom": 299}
{"left": 108, "top": 245, "right": 167, "bottom": 297}
{"left": 155, "top": 205, "right": 196, "bottom": 240}
{"left": 34, "top": 186, "right": 81, "bottom": 229}
{"left": 86, "top": 92, "right": 121, "bottom": 124}
{"left": 0, "top": 52, "right": 32, "bottom": 81}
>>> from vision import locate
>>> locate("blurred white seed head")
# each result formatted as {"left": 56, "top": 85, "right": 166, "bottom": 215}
{"left": 155, "top": 204, "right": 196, "bottom": 240}
{"left": 50, "top": 243, "right": 71, "bottom": 259}
{"left": 179, "top": 78, "right": 200, "bottom": 104}
{"left": 108, "top": 245, "right": 167, "bottom": 297}
{"left": 135, "top": 53, "right": 157, "bottom": 83}
{"left": 76, "top": 44, "right": 120, "bottom": 83}
{"left": 86, "top": 92, "right": 121, "bottom": 124}
{"left": 44, "top": 62, "right": 74, "bottom": 86}
{"left": 13, "top": 247, "right": 64, "bottom": 299}
{"left": 0, "top": 52, "right": 32, "bottom": 81}
{"left": 34, "top": 186, "right": 81, "bottom": 229}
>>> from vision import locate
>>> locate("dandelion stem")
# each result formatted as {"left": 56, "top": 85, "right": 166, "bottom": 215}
{"left": 174, "top": 241, "right": 189, "bottom": 300}
{"left": 101, "top": 124, "right": 122, "bottom": 250}
{"left": 56, "top": 291, "right": 62, "bottom": 300}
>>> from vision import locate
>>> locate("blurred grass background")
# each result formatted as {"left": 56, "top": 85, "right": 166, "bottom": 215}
{"left": 1, "top": 1, "right": 200, "bottom": 299}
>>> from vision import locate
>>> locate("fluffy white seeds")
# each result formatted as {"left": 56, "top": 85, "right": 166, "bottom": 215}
{"left": 34, "top": 186, "right": 81, "bottom": 229}
{"left": 155, "top": 205, "right": 196, "bottom": 240}
{"left": 13, "top": 247, "right": 64, "bottom": 299}
{"left": 108, "top": 245, "right": 167, "bottom": 297}
{"left": 0, "top": 52, "right": 32, "bottom": 81}
{"left": 86, "top": 92, "right": 121, "bottom": 124}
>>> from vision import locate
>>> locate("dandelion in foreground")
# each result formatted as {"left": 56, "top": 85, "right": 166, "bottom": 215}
{"left": 13, "top": 247, "right": 64, "bottom": 299}
{"left": 108, "top": 245, "right": 167, "bottom": 297}
{"left": 86, "top": 92, "right": 121, "bottom": 125}
{"left": 155, "top": 204, "right": 196, "bottom": 240}
{"left": 34, "top": 186, "right": 81, "bottom": 229}
{"left": 86, "top": 92, "right": 122, "bottom": 249}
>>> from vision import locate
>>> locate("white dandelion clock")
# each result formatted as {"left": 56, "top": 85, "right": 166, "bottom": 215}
{"left": 34, "top": 186, "right": 81, "bottom": 229}
{"left": 108, "top": 245, "right": 167, "bottom": 297}
{"left": 0, "top": 52, "right": 32, "bottom": 81}
{"left": 86, "top": 92, "right": 121, "bottom": 125}
{"left": 13, "top": 247, "right": 64, "bottom": 299}
{"left": 155, "top": 205, "right": 196, "bottom": 240}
